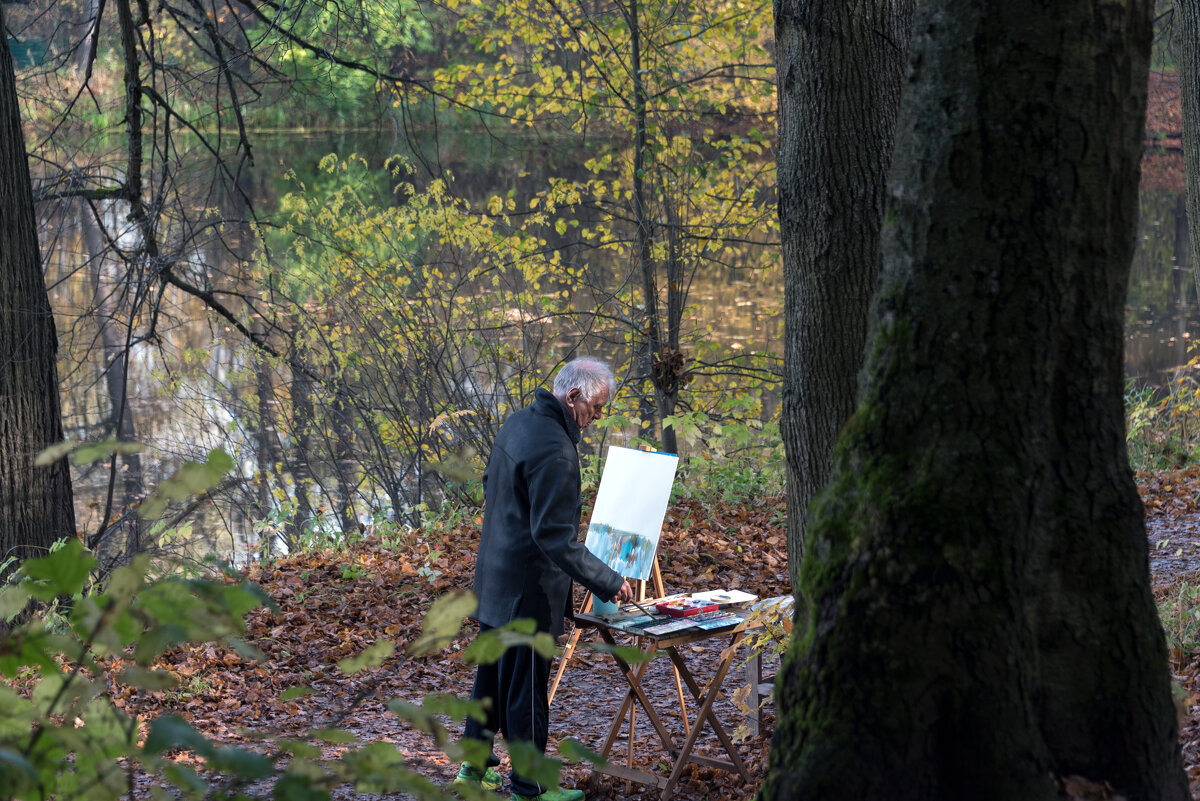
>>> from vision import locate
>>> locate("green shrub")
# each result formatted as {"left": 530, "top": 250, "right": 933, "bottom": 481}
{"left": 1126, "top": 360, "right": 1200, "bottom": 472}
{"left": 1, "top": 446, "right": 600, "bottom": 799}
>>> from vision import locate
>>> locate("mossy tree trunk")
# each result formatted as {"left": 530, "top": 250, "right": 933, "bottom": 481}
{"left": 762, "top": 1, "right": 1186, "bottom": 799}
{"left": 0, "top": 6, "right": 78, "bottom": 580}
{"left": 1179, "top": 0, "right": 1200, "bottom": 303}
{"left": 776, "top": 0, "right": 914, "bottom": 590}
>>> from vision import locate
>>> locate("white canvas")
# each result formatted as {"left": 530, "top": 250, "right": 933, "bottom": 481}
{"left": 584, "top": 445, "right": 679, "bottom": 580}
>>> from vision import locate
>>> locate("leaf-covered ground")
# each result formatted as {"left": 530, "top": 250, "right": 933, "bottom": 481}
{"left": 116, "top": 495, "right": 790, "bottom": 800}
{"left": 1143, "top": 468, "right": 1200, "bottom": 799}
{"left": 1142, "top": 70, "right": 1184, "bottom": 194}
{"left": 108, "top": 472, "right": 1200, "bottom": 800}
{"left": 91, "top": 75, "right": 1200, "bottom": 798}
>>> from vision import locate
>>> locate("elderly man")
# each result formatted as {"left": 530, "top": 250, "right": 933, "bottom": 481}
{"left": 454, "top": 357, "right": 633, "bottom": 801}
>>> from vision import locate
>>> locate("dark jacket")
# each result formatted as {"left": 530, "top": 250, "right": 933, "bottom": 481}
{"left": 473, "top": 388, "right": 624, "bottom": 637}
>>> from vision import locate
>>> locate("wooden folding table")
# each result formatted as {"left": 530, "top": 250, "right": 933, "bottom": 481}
{"left": 573, "top": 610, "right": 756, "bottom": 801}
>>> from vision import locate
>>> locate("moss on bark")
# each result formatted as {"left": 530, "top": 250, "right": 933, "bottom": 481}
{"left": 764, "top": 0, "right": 1185, "bottom": 799}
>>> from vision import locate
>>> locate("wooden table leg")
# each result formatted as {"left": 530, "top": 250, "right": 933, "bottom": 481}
{"left": 745, "top": 647, "right": 762, "bottom": 736}
{"left": 593, "top": 628, "right": 679, "bottom": 755}
{"left": 582, "top": 616, "right": 757, "bottom": 801}
{"left": 664, "top": 632, "right": 751, "bottom": 783}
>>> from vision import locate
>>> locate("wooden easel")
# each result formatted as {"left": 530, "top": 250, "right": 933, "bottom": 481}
{"left": 549, "top": 555, "right": 691, "bottom": 743}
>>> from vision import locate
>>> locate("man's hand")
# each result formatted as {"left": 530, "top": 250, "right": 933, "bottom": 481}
{"left": 612, "top": 580, "right": 634, "bottom": 604}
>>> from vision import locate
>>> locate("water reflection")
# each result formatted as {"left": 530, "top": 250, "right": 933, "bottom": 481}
{"left": 1129, "top": 186, "right": 1198, "bottom": 386}
{"left": 42, "top": 120, "right": 1200, "bottom": 566}
{"left": 38, "top": 130, "right": 782, "bottom": 561}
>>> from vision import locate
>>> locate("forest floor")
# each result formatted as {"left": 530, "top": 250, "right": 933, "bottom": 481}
{"left": 1142, "top": 70, "right": 1183, "bottom": 194}
{"left": 1143, "top": 467, "right": 1200, "bottom": 798}
{"left": 108, "top": 471, "right": 1200, "bottom": 801}
{"left": 116, "top": 495, "right": 790, "bottom": 800}
{"left": 59, "top": 68, "right": 1200, "bottom": 801}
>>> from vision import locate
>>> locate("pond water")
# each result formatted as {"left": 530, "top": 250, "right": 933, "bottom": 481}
{"left": 38, "top": 126, "right": 1192, "bottom": 557}
{"left": 1129, "top": 186, "right": 1199, "bottom": 386}
{"left": 39, "top": 128, "right": 782, "bottom": 553}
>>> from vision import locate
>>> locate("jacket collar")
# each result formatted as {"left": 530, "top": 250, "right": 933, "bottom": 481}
{"left": 534, "top": 387, "right": 581, "bottom": 444}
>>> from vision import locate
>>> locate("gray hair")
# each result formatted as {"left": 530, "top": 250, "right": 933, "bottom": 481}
{"left": 553, "top": 357, "right": 616, "bottom": 402}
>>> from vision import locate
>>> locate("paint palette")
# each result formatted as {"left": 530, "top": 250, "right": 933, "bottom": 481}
{"left": 655, "top": 597, "right": 720, "bottom": 618}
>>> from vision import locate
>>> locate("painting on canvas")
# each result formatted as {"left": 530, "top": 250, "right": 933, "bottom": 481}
{"left": 584, "top": 446, "right": 679, "bottom": 581}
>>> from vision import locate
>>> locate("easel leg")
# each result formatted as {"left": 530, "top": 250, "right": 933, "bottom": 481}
{"left": 549, "top": 591, "right": 592, "bottom": 706}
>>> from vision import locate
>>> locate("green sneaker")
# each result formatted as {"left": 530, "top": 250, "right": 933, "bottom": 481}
{"left": 511, "top": 787, "right": 585, "bottom": 801}
{"left": 453, "top": 763, "right": 503, "bottom": 792}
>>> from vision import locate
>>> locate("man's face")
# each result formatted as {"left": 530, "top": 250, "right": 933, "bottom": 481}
{"left": 565, "top": 386, "right": 610, "bottom": 430}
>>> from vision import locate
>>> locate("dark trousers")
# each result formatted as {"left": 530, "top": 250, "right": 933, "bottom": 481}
{"left": 462, "top": 624, "right": 552, "bottom": 797}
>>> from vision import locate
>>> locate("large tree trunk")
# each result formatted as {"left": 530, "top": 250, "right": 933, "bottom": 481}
{"left": 0, "top": 6, "right": 78, "bottom": 579}
{"left": 763, "top": 1, "right": 1185, "bottom": 799}
{"left": 1180, "top": 1, "right": 1200, "bottom": 306}
{"left": 776, "top": 0, "right": 914, "bottom": 591}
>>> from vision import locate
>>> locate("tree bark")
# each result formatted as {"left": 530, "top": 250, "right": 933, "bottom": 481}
{"left": 0, "top": 6, "right": 78, "bottom": 578}
{"left": 1179, "top": 0, "right": 1200, "bottom": 305}
{"left": 763, "top": 1, "right": 1185, "bottom": 799}
{"left": 776, "top": 0, "right": 914, "bottom": 590}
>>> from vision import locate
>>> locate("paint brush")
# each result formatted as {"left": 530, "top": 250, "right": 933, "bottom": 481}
{"left": 628, "top": 598, "right": 657, "bottom": 618}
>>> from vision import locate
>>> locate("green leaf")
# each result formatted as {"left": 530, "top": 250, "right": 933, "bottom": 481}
{"left": 118, "top": 666, "right": 178, "bottom": 690}
{"left": 224, "top": 635, "right": 268, "bottom": 664}
{"left": 462, "top": 622, "right": 560, "bottom": 665}
{"left": 140, "top": 449, "right": 235, "bottom": 519}
{"left": 504, "top": 618, "right": 536, "bottom": 635}
{"left": 212, "top": 745, "right": 275, "bottom": 778}
{"left": 0, "top": 585, "right": 31, "bottom": 622}
{"left": 461, "top": 628, "right": 507, "bottom": 665}
{"left": 559, "top": 737, "right": 606, "bottom": 768}
{"left": 338, "top": 639, "right": 394, "bottom": 675}
{"left": 585, "top": 640, "right": 657, "bottom": 664}
{"left": 163, "top": 762, "right": 208, "bottom": 795}
{"left": 144, "top": 715, "right": 216, "bottom": 758}
{"left": 508, "top": 740, "right": 562, "bottom": 787}
{"left": 107, "top": 556, "right": 148, "bottom": 599}
{"left": 526, "top": 631, "right": 559, "bottom": 659}
{"left": 31, "top": 671, "right": 96, "bottom": 711}
{"left": 0, "top": 748, "right": 39, "bottom": 790}
{"left": 407, "top": 590, "right": 476, "bottom": 656}
{"left": 21, "top": 539, "right": 96, "bottom": 599}
{"left": 340, "top": 740, "right": 450, "bottom": 797}
{"left": 277, "top": 739, "right": 322, "bottom": 759}
{"left": 386, "top": 699, "right": 436, "bottom": 733}
{"left": 312, "top": 728, "right": 358, "bottom": 744}
{"left": 0, "top": 626, "right": 62, "bottom": 676}
{"left": 222, "top": 581, "right": 275, "bottom": 618}
{"left": 274, "top": 772, "right": 331, "bottom": 801}
{"left": 0, "top": 686, "right": 35, "bottom": 737}
{"left": 458, "top": 739, "right": 494, "bottom": 775}
{"left": 132, "top": 623, "right": 188, "bottom": 665}
{"left": 278, "top": 686, "right": 316, "bottom": 702}
{"left": 73, "top": 440, "right": 143, "bottom": 465}
{"left": 413, "top": 693, "right": 488, "bottom": 724}
{"left": 34, "top": 441, "right": 77, "bottom": 466}
{"left": 70, "top": 597, "right": 121, "bottom": 656}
